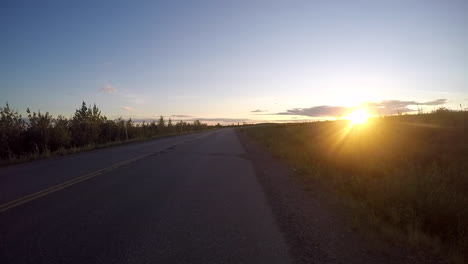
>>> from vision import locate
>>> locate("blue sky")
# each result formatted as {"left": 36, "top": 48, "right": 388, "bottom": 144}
{"left": 1, "top": 0, "right": 467, "bottom": 123}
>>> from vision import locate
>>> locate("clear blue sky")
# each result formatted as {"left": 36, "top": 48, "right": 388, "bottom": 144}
{"left": 1, "top": 0, "right": 467, "bottom": 123}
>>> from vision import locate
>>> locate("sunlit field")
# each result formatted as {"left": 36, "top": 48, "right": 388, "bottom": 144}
{"left": 242, "top": 110, "right": 468, "bottom": 261}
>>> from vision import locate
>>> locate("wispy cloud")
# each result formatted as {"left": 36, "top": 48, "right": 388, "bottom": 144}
{"left": 130, "top": 117, "right": 251, "bottom": 124}
{"left": 100, "top": 84, "right": 117, "bottom": 94}
{"left": 122, "top": 106, "right": 135, "bottom": 112}
{"left": 275, "top": 99, "right": 447, "bottom": 117}
{"left": 121, "top": 92, "right": 146, "bottom": 105}
{"left": 188, "top": 118, "right": 250, "bottom": 123}
{"left": 171, "top": 114, "right": 193, "bottom": 118}
{"left": 419, "top": 99, "right": 447, "bottom": 105}
{"left": 277, "top": 106, "right": 351, "bottom": 117}
{"left": 98, "top": 84, "right": 148, "bottom": 106}
{"left": 363, "top": 99, "right": 447, "bottom": 115}
{"left": 250, "top": 109, "right": 268, "bottom": 113}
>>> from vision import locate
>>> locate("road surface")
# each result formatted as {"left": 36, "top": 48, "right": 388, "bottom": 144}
{"left": 0, "top": 128, "right": 291, "bottom": 264}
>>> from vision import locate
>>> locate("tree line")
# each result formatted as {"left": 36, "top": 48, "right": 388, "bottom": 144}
{"left": 0, "top": 102, "right": 213, "bottom": 160}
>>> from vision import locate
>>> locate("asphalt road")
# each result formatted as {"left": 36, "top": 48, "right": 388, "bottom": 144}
{"left": 0, "top": 128, "right": 291, "bottom": 264}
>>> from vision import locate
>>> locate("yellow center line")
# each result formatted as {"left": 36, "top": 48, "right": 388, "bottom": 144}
{"left": 0, "top": 152, "right": 154, "bottom": 213}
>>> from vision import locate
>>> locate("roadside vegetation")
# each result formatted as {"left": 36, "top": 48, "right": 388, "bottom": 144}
{"left": 242, "top": 109, "right": 467, "bottom": 263}
{"left": 0, "top": 102, "right": 220, "bottom": 165}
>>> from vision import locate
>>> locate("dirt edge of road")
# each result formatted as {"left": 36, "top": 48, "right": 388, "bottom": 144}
{"left": 236, "top": 130, "right": 446, "bottom": 264}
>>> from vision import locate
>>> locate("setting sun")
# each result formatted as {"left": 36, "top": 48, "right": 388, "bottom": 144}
{"left": 346, "top": 108, "right": 369, "bottom": 125}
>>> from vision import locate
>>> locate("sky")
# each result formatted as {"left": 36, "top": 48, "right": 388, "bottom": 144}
{"left": 1, "top": 0, "right": 467, "bottom": 124}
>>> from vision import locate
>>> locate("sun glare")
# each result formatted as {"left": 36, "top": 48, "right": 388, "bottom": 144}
{"left": 346, "top": 108, "right": 369, "bottom": 125}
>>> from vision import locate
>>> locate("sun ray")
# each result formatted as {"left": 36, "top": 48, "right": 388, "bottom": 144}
{"left": 346, "top": 108, "right": 369, "bottom": 125}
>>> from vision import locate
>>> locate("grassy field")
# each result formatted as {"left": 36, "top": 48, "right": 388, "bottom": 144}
{"left": 241, "top": 111, "right": 468, "bottom": 262}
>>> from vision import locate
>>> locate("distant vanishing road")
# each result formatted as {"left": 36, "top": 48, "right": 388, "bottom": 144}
{"left": 0, "top": 128, "right": 291, "bottom": 264}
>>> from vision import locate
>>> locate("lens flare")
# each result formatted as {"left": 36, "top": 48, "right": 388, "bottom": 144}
{"left": 346, "top": 108, "right": 369, "bottom": 125}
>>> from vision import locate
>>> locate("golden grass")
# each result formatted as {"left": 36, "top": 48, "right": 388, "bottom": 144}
{"left": 242, "top": 111, "right": 468, "bottom": 262}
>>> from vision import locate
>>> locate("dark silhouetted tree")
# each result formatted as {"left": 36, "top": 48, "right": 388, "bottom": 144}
{"left": 157, "top": 116, "right": 165, "bottom": 133}
{"left": 167, "top": 118, "right": 174, "bottom": 133}
{"left": 0, "top": 103, "right": 25, "bottom": 158}
{"left": 50, "top": 115, "right": 71, "bottom": 150}
{"left": 0, "top": 102, "right": 217, "bottom": 161}
{"left": 26, "top": 108, "right": 53, "bottom": 153}
{"left": 70, "top": 102, "right": 104, "bottom": 146}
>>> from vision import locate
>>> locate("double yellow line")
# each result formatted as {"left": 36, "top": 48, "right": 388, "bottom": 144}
{"left": 0, "top": 152, "right": 153, "bottom": 213}
{"left": 0, "top": 131, "right": 218, "bottom": 213}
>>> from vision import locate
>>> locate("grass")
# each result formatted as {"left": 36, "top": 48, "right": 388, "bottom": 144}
{"left": 241, "top": 111, "right": 468, "bottom": 263}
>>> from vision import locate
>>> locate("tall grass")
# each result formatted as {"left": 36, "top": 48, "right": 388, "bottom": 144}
{"left": 242, "top": 111, "right": 468, "bottom": 262}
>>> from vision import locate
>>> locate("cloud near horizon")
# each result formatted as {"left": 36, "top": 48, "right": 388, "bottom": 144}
{"left": 188, "top": 117, "right": 250, "bottom": 123}
{"left": 363, "top": 99, "right": 448, "bottom": 115}
{"left": 131, "top": 117, "right": 251, "bottom": 124}
{"left": 276, "top": 99, "right": 447, "bottom": 117}
{"left": 171, "top": 114, "right": 193, "bottom": 118}
{"left": 250, "top": 109, "right": 268, "bottom": 113}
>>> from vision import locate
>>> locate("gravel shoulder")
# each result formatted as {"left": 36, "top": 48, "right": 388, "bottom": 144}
{"left": 237, "top": 131, "right": 446, "bottom": 264}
